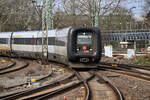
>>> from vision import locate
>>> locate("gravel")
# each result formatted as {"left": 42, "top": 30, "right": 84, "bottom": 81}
{"left": 48, "top": 85, "right": 85, "bottom": 100}
{"left": 101, "top": 57, "right": 134, "bottom": 65}
{"left": 98, "top": 71, "right": 150, "bottom": 100}
{"left": 0, "top": 57, "right": 70, "bottom": 97}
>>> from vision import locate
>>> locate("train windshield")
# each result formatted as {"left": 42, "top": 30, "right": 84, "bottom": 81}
{"left": 77, "top": 32, "right": 92, "bottom": 44}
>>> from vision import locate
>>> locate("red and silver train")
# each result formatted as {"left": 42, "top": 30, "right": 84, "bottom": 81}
{"left": 0, "top": 27, "right": 101, "bottom": 65}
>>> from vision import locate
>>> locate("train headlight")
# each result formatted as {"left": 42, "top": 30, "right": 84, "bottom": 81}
{"left": 90, "top": 49, "right": 93, "bottom": 51}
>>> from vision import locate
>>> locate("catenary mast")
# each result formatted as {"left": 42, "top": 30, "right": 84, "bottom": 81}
{"left": 42, "top": 0, "right": 53, "bottom": 64}
{"left": 91, "top": 0, "right": 99, "bottom": 27}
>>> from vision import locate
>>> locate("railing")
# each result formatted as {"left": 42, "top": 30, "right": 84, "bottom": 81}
{"left": 102, "top": 30, "right": 150, "bottom": 41}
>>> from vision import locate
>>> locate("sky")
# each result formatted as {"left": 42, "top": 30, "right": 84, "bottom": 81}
{"left": 121, "top": 0, "right": 146, "bottom": 20}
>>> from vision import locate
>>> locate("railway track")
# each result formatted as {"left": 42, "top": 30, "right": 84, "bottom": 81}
{"left": 0, "top": 71, "right": 75, "bottom": 100}
{"left": 0, "top": 60, "right": 29, "bottom": 75}
{"left": 98, "top": 62, "right": 150, "bottom": 82}
{"left": 24, "top": 64, "right": 123, "bottom": 100}
{"left": 78, "top": 71, "right": 123, "bottom": 100}
{"left": 74, "top": 71, "right": 91, "bottom": 100}
{"left": 0, "top": 61, "right": 126, "bottom": 100}
{"left": 99, "top": 62, "right": 150, "bottom": 71}
{"left": 96, "top": 73, "right": 123, "bottom": 100}
{"left": 0, "top": 63, "right": 93, "bottom": 100}
{"left": 3, "top": 67, "right": 53, "bottom": 91}
{"left": 0, "top": 61, "right": 16, "bottom": 71}
{"left": 16, "top": 67, "right": 94, "bottom": 100}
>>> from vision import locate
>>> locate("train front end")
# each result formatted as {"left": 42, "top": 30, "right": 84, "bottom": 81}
{"left": 67, "top": 27, "right": 101, "bottom": 64}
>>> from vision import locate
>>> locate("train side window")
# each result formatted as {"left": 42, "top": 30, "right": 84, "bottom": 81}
{"left": 0, "top": 38, "right": 2, "bottom": 44}
{"left": 19, "top": 38, "right": 23, "bottom": 44}
{"left": 30, "top": 38, "right": 33, "bottom": 45}
{"left": 25, "top": 38, "right": 27, "bottom": 44}
{"left": 48, "top": 37, "right": 55, "bottom": 45}
{"left": 36, "top": 38, "right": 42, "bottom": 45}
{"left": 0, "top": 38, "right": 8, "bottom": 44}
{"left": 14, "top": 38, "right": 24, "bottom": 44}
{"left": 6, "top": 38, "right": 8, "bottom": 44}
{"left": 37, "top": 38, "right": 40, "bottom": 45}
{"left": 24, "top": 38, "right": 30, "bottom": 45}
{"left": 5, "top": 38, "right": 7, "bottom": 44}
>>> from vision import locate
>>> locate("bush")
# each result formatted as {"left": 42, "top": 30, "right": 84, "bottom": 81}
{"left": 134, "top": 55, "right": 150, "bottom": 65}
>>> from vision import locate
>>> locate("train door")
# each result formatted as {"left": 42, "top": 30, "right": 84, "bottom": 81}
{"left": 54, "top": 31, "right": 57, "bottom": 56}
{"left": 9, "top": 32, "right": 14, "bottom": 53}
{"left": 8, "top": 35, "right": 11, "bottom": 50}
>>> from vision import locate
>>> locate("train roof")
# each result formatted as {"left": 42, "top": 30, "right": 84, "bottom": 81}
{"left": 0, "top": 32, "right": 12, "bottom": 38}
{"left": 0, "top": 27, "right": 72, "bottom": 38}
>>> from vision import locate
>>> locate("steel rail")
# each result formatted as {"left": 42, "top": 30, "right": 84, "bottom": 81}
{"left": 74, "top": 71, "right": 93, "bottom": 100}
{"left": 99, "top": 62, "right": 150, "bottom": 71}
{"left": 5, "top": 68, "right": 53, "bottom": 90}
{"left": 98, "top": 65, "right": 150, "bottom": 81}
{"left": 0, "top": 62, "right": 29, "bottom": 75}
{"left": 0, "top": 62, "right": 16, "bottom": 71}
{"left": 0, "top": 72, "right": 75, "bottom": 100}
{"left": 84, "top": 81, "right": 90, "bottom": 100}
{"left": 98, "top": 64, "right": 150, "bottom": 77}
{"left": 27, "top": 73, "right": 94, "bottom": 100}
{"left": 25, "top": 81, "right": 83, "bottom": 100}
{"left": 96, "top": 73, "right": 124, "bottom": 100}
{"left": 98, "top": 62, "right": 150, "bottom": 78}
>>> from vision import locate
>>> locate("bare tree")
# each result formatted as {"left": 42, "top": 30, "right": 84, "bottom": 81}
{"left": 143, "top": 0, "right": 150, "bottom": 13}
{"left": 62, "top": 0, "right": 121, "bottom": 17}
{"left": 0, "top": 0, "right": 14, "bottom": 31}
{"left": 60, "top": 0, "right": 122, "bottom": 27}
{"left": 0, "top": 0, "right": 41, "bottom": 31}
{"left": 142, "top": 0, "right": 150, "bottom": 28}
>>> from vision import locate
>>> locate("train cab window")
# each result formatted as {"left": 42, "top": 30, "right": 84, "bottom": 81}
{"left": 76, "top": 32, "right": 93, "bottom": 54}
{"left": 77, "top": 33, "right": 92, "bottom": 45}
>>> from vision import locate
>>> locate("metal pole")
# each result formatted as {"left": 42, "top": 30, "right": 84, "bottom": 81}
{"left": 91, "top": 0, "right": 94, "bottom": 26}
{"left": 134, "top": 41, "right": 136, "bottom": 53}
{"left": 72, "top": 0, "right": 76, "bottom": 25}
{"left": 47, "top": 0, "right": 53, "bottom": 29}
{"left": 95, "top": 9, "right": 99, "bottom": 27}
{"left": 129, "top": 22, "right": 131, "bottom": 30}
{"left": 42, "top": 0, "right": 53, "bottom": 64}
{"left": 90, "top": 0, "right": 95, "bottom": 27}
{"left": 42, "top": 0, "right": 47, "bottom": 64}
{"left": 72, "top": 0, "right": 75, "bottom": 15}
{"left": 90, "top": 0, "right": 99, "bottom": 27}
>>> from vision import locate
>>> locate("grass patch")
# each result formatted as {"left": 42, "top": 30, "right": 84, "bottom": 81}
{"left": 134, "top": 55, "right": 150, "bottom": 65}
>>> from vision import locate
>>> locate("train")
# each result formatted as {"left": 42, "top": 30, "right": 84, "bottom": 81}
{"left": 0, "top": 27, "right": 101, "bottom": 66}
